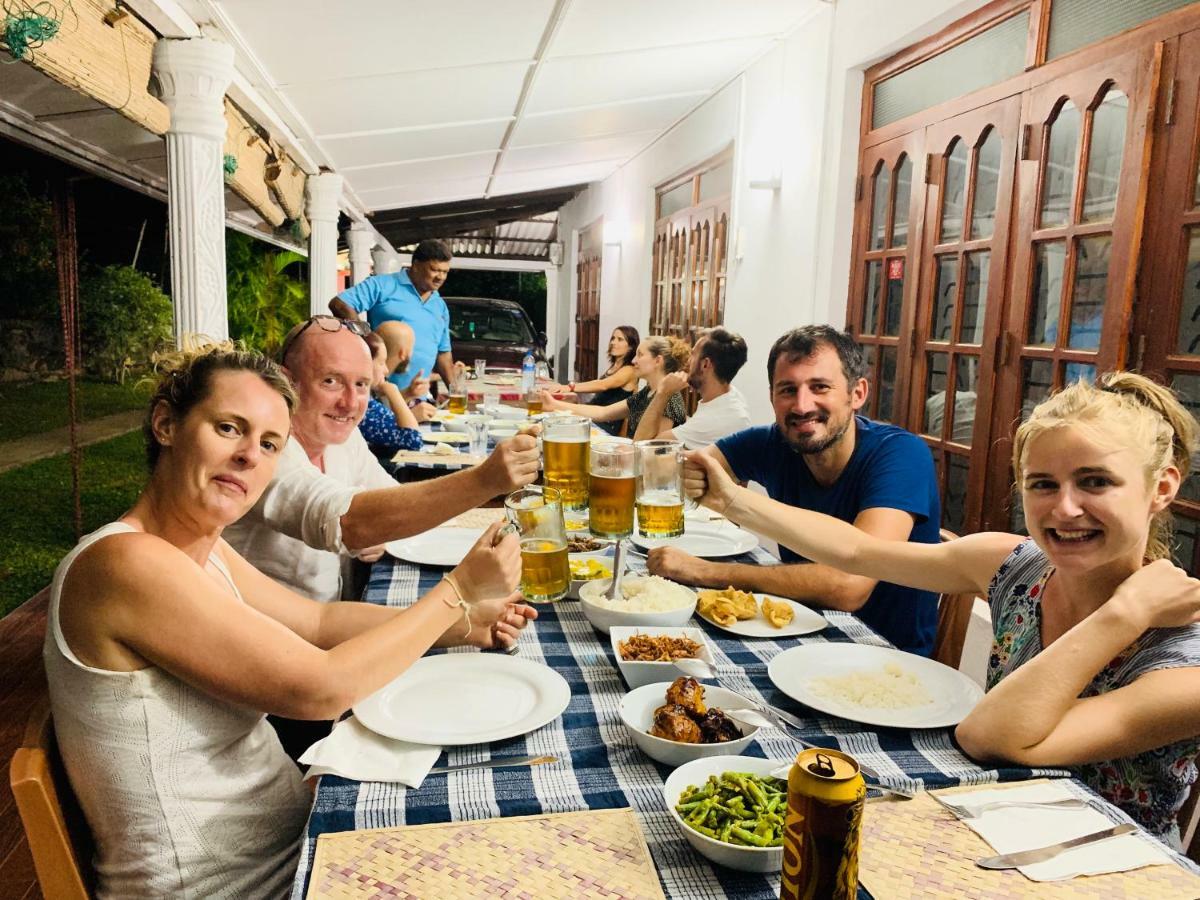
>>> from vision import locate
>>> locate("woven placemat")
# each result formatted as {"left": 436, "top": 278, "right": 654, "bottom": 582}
{"left": 445, "top": 506, "right": 508, "bottom": 529}
{"left": 858, "top": 781, "right": 1200, "bottom": 898}
{"left": 307, "top": 808, "right": 665, "bottom": 899}
{"left": 390, "top": 449, "right": 481, "bottom": 468}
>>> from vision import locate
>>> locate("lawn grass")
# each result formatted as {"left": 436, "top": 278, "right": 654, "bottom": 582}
{"left": 0, "top": 430, "right": 147, "bottom": 618}
{"left": 0, "top": 378, "right": 149, "bottom": 442}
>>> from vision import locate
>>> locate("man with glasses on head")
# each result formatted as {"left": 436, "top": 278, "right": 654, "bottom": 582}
{"left": 224, "top": 315, "right": 540, "bottom": 604}
{"left": 647, "top": 325, "right": 941, "bottom": 656}
{"left": 329, "top": 238, "right": 458, "bottom": 398}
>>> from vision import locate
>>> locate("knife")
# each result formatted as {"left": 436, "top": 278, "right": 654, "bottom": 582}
{"left": 975, "top": 823, "right": 1137, "bottom": 869}
{"left": 429, "top": 754, "right": 557, "bottom": 775}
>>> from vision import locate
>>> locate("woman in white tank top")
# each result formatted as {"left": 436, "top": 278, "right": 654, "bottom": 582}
{"left": 46, "top": 340, "right": 534, "bottom": 898}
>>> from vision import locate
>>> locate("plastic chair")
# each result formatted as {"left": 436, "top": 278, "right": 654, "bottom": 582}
{"left": 9, "top": 699, "right": 94, "bottom": 900}
{"left": 931, "top": 528, "right": 978, "bottom": 670}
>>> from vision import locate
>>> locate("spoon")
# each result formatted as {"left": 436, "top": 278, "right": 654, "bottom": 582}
{"left": 604, "top": 540, "right": 628, "bottom": 601}
{"left": 672, "top": 656, "right": 717, "bottom": 680}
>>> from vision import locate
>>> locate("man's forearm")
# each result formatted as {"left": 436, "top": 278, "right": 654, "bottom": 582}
{"left": 329, "top": 297, "right": 357, "bottom": 319}
{"left": 341, "top": 465, "right": 494, "bottom": 549}
{"left": 632, "top": 391, "right": 672, "bottom": 441}
{"left": 435, "top": 352, "right": 456, "bottom": 386}
{"left": 677, "top": 560, "right": 871, "bottom": 611}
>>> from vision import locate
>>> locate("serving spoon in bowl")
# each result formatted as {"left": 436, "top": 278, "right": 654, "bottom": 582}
{"left": 603, "top": 540, "right": 628, "bottom": 602}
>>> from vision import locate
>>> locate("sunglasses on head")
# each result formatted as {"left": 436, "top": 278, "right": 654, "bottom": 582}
{"left": 281, "top": 315, "right": 370, "bottom": 364}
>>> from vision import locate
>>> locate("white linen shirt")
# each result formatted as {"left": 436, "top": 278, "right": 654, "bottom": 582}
{"left": 223, "top": 431, "right": 396, "bottom": 602}
{"left": 672, "top": 386, "right": 753, "bottom": 449}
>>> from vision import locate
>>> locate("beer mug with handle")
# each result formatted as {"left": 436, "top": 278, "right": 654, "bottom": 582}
{"left": 635, "top": 440, "right": 686, "bottom": 538}
{"left": 505, "top": 486, "right": 570, "bottom": 603}
{"left": 541, "top": 415, "right": 590, "bottom": 510}
{"left": 590, "top": 442, "right": 636, "bottom": 539}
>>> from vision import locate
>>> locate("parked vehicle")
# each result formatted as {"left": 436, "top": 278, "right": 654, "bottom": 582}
{"left": 444, "top": 296, "right": 550, "bottom": 376}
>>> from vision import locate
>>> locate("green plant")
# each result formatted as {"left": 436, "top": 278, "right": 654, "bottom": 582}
{"left": 0, "top": 430, "right": 147, "bottom": 618}
{"left": 226, "top": 231, "right": 309, "bottom": 355}
{"left": 78, "top": 265, "right": 173, "bottom": 382}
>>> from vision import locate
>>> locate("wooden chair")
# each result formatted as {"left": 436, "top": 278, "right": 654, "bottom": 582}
{"left": 1176, "top": 776, "right": 1200, "bottom": 863}
{"left": 9, "top": 699, "right": 94, "bottom": 900}
{"left": 931, "top": 528, "right": 979, "bottom": 670}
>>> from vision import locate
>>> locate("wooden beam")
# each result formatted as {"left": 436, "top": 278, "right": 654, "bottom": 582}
{"left": 223, "top": 101, "right": 285, "bottom": 227}
{"left": 265, "top": 151, "right": 306, "bottom": 221}
{"left": 12, "top": 0, "right": 168, "bottom": 135}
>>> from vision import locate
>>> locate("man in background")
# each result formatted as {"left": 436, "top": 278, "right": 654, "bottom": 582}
{"left": 632, "top": 326, "right": 751, "bottom": 448}
{"left": 329, "top": 238, "right": 458, "bottom": 393}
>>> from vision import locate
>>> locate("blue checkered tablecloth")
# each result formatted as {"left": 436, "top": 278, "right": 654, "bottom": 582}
{"left": 292, "top": 547, "right": 1195, "bottom": 898}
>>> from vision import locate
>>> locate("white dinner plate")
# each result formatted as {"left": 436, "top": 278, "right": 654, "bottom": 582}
{"left": 385, "top": 527, "right": 484, "bottom": 567}
{"left": 630, "top": 520, "right": 759, "bottom": 557}
{"left": 768, "top": 643, "right": 984, "bottom": 729}
{"left": 422, "top": 431, "right": 470, "bottom": 444}
{"left": 355, "top": 654, "right": 571, "bottom": 745}
{"left": 697, "top": 594, "right": 827, "bottom": 638}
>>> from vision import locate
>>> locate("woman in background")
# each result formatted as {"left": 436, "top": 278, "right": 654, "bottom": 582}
{"left": 555, "top": 326, "right": 640, "bottom": 435}
{"left": 543, "top": 335, "right": 689, "bottom": 438}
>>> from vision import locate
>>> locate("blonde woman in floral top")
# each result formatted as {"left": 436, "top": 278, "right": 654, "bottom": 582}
{"left": 682, "top": 371, "right": 1200, "bottom": 845}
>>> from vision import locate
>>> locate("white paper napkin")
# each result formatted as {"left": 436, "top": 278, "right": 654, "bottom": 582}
{"left": 939, "top": 781, "right": 1176, "bottom": 881}
{"left": 298, "top": 717, "right": 441, "bottom": 788}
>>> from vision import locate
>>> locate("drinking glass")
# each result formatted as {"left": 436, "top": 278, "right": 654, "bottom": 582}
{"left": 447, "top": 371, "right": 468, "bottom": 414}
{"left": 474, "top": 358, "right": 487, "bottom": 380}
{"left": 525, "top": 389, "right": 543, "bottom": 417}
{"left": 635, "top": 440, "right": 686, "bottom": 538}
{"left": 462, "top": 415, "right": 489, "bottom": 458}
{"left": 589, "top": 442, "right": 636, "bottom": 539}
{"left": 535, "top": 360, "right": 550, "bottom": 382}
{"left": 505, "top": 486, "right": 570, "bottom": 603}
{"left": 542, "top": 415, "right": 590, "bottom": 510}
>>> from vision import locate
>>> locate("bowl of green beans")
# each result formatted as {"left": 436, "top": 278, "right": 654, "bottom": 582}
{"left": 662, "top": 755, "right": 787, "bottom": 872}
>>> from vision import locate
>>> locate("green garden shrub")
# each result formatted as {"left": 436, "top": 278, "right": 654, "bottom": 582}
{"left": 79, "top": 265, "right": 173, "bottom": 382}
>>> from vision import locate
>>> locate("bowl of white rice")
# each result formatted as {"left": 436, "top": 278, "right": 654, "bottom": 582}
{"left": 578, "top": 575, "right": 697, "bottom": 635}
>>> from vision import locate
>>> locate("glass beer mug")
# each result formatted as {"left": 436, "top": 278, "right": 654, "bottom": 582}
{"left": 589, "top": 442, "right": 636, "bottom": 539}
{"left": 504, "top": 486, "right": 570, "bottom": 603}
{"left": 634, "top": 440, "right": 686, "bottom": 538}
{"left": 541, "top": 415, "right": 590, "bottom": 511}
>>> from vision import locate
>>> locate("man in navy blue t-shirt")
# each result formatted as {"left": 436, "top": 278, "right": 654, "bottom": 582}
{"left": 647, "top": 325, "right": 941, "bottom": 655}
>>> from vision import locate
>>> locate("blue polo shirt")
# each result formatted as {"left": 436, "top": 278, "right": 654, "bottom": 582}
{"left": 337, "top": 270, "right": 451, "bottom": 389}
{"left": 715, "top": 417, "right": 940, "bottom": 656}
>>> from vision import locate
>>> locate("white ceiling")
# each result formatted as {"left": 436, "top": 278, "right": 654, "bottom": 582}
{"left": 202, "top": 0, "right": 817, "bottom": 213}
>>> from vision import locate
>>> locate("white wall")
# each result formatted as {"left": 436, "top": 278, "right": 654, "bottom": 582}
{"left": 555, "top": 0, "right": 989, "bottom": 425}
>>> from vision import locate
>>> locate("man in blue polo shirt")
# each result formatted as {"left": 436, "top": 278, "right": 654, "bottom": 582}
{"left": 647, "top": 325, "right": 941, "bottom": 656}
{"left": 329, "top": 238, "right": 458, "bottom": 391}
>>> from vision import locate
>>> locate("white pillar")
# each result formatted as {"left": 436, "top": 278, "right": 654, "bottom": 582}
{"left": 372, "top": 248, "right": 401, "bottom": 274}
{"left": 346, "top": 223, "right": 375, "bottom": 285}
{"left": 152, "top": 37, "right": 235, "bottom": 343}
{"left": 307, "top": 172, "right": 343, "bottom": 315}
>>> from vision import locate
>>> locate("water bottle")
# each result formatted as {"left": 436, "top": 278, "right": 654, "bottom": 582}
{"left": 521, "top": 352, "right": 536, "bottom": 394}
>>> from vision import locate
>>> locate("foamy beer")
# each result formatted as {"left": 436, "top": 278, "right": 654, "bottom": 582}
{"left": 447, "top": 371, "right": 468, "bottom": 414}
{"left": 504, "top": 486, "right": 570, "bottom": 603}
{"left": 589, "top": 442, "right": 636, "bottom": 539}
{"left": 635, "top": 440, "right": 686, "bottom": 538}
{"left": 542, "top": 415, "right": 590, "bottom": 510}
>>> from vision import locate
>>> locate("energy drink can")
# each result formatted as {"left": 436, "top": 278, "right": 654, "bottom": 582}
{"left": 779, "top": 747, "right": 866, "bottom": 900}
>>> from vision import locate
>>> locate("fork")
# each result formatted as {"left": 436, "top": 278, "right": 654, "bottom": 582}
{"left": 932, "top": 794, "right": 1087, "bottom": 819}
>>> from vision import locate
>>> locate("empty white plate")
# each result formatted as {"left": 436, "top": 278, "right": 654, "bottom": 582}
{"left": 697, "top": 594, "right": 827, "bottom": 638}
{"left": 768, "top": 643, "right": 984, "bottom": 729}
{"left": 355, "top": 654, "right": 571, "bottom": 745}
{"left": 385, "top": 527, "right": 484, "bottom": 567}
{"left": 631, "top": 521, "right": 759, "bottom": 557}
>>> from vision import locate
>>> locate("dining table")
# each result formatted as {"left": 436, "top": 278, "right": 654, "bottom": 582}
{"left": 291, "top": 538, "right": 1198, "bottom": 899}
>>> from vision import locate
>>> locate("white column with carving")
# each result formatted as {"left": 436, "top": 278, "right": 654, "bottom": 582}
{"left": 153, "top": 37, "right": 235, "bottom": 343}
{"left": 307, "top": 172, "right": 343, "bottom": 315}
{"left": 372, "top": 248, "right": 400, "bottom": 274}
{"left": 346, "top": 222, "right": 375, "bottom": 285}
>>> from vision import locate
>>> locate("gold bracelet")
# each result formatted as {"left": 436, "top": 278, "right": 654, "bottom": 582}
{"left": 440, "top": 574, "right": 473, "bottom": 638}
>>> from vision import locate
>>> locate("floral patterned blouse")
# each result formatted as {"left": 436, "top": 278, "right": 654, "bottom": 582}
{"left": 986, "top": 539, "right": 1200, "bottom": 837}
{"left": 358, "top": 396, "right": 422, "bottom": 453}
